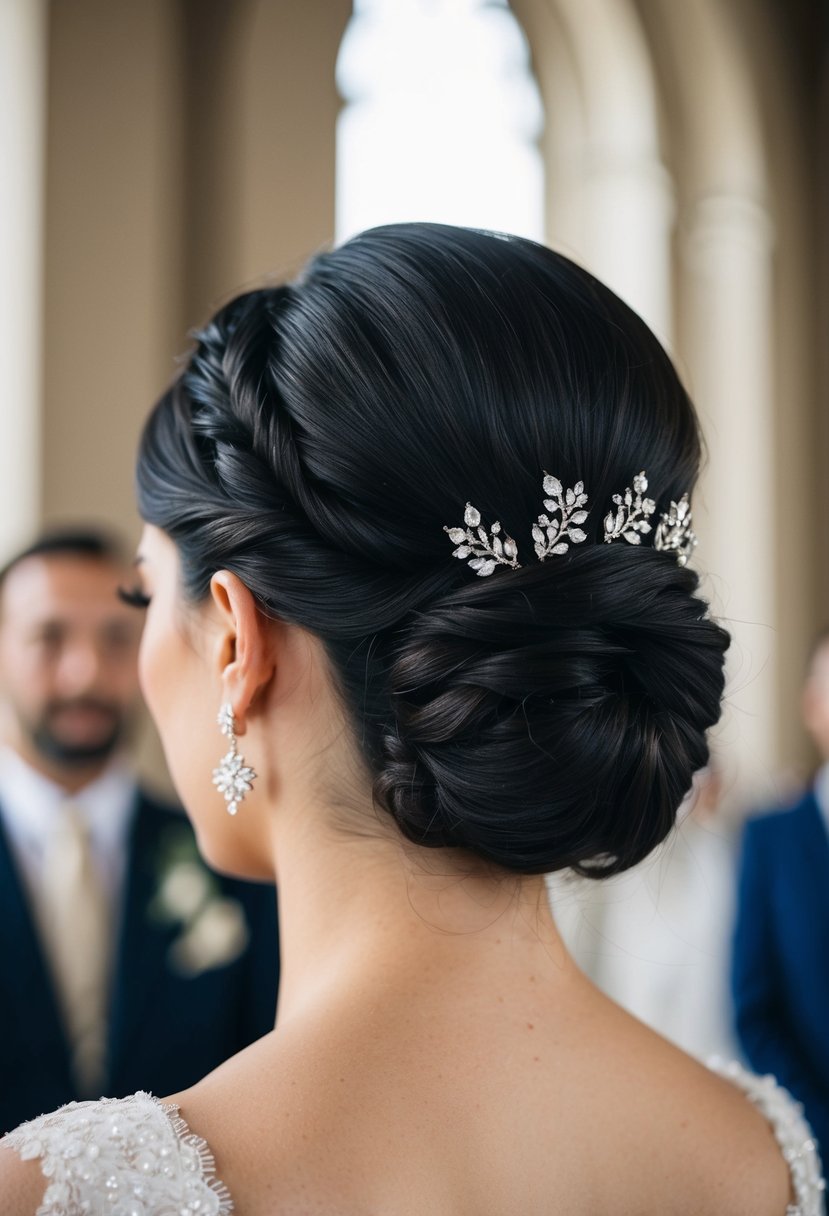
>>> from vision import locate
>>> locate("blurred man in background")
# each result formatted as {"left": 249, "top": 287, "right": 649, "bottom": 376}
{"left": 0, "top": 528, "right": 278, "bottom": 1134}
{"left": 732, "top": 630, "right": 829, "bottom": 1153}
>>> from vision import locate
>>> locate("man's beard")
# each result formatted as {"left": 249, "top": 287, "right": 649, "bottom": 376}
{"left": 29, "top": 698, "right": 131, "bottom": 767}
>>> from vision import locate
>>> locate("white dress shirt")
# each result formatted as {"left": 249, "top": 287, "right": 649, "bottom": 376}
{"left": 0, "top": 745, "right": 136, "bottom": 913}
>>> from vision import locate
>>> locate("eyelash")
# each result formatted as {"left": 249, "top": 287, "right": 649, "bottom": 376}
{"left": 117, "top": 585, "right": 151, "bottom": 609}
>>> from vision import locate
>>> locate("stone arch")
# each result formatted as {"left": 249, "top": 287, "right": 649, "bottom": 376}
{"left": 513, "top": 0, "right": 674, "bottom": 347}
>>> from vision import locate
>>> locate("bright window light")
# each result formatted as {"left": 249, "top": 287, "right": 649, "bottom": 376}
{"left": 336, "top": 0, "right": 545, "bottom": 243}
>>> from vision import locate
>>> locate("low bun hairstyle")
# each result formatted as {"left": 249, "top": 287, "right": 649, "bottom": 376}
{"left": 137, "top": 223, "right": 729, "bottom": 877}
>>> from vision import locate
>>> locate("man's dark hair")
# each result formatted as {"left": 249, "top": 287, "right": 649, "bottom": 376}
{"left": 0, "top": 527, "right": 128, "bottom": 591}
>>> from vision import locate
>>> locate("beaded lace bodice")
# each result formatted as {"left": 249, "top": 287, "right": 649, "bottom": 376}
{"left": 2, "top": 1063, "right": 826, "bottom": 1215}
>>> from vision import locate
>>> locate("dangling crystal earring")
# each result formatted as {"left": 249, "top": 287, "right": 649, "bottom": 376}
{"left": 212, "top": 703, "right": 257, "bottom": 816}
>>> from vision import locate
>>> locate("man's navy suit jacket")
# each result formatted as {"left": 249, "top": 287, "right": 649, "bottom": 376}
{"left": 732, "top": 789, "right": 829, "bottom": 1153}
{"left": 0, "top": 789, "right": 279, "bottom": 1135}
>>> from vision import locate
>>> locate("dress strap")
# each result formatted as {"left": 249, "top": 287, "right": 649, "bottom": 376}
{"left": 1, "top": 1091, "right": 234, "bottom": 1215}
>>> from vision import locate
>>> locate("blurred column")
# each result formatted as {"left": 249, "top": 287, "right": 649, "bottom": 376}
{"left": 179, "top": 0, "right": 351, "bottom": 325}
{"left": 584, "top": 156, "right": 675, "bottom": 349}
{"left": 178, "top": 0, "right": 252, "bottom": 326}
{"left": 682, "top": 195, "right": 777, "bottom": 789}
{"left": 647, "top": 0, "right": 781, "bottom": 794}
{"left": 42, "top": 0, "right": 184, "bottom": 533}
{"left": 0, "top": 0, "right": 46, "bottom": 555}
{"left": 528, "top": 0, "right": 675, "bottom": 349}
{"left": 239, "top": 0, "right": 352, "bottom": 279}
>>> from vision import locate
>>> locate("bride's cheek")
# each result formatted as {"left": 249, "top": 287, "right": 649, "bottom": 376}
{"left": 137, "top": 605, "right": 168, "bottom": 727}
{"left": 138, "top": 607, "right": 218, "bottom": 825}
{"left": 138, "top": 603, "right": 194, "bottom": 757}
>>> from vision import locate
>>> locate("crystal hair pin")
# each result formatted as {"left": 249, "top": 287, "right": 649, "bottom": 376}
{"left": 444, "top": 471, "right": 697, "bottom": 575}
{"left": 602, "top": 471, "right": 655, "bottom": 545}
{"left": 653, "top": 493, "right": 697, "bottom": 566}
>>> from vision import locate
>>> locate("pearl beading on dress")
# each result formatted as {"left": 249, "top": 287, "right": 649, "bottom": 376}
{"left": 1, "top": 1091, "right": 233, "bottom": 1215}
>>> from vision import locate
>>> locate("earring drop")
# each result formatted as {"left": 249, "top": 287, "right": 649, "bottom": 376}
{"left": 212, "top": 703, "right": 257, "bottom": 816}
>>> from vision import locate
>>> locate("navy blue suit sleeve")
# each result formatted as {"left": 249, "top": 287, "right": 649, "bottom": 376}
{"left": 731, "top": 818, "right": 825, "bottom": 1115}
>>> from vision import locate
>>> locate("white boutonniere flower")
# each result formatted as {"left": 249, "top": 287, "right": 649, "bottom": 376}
{"left": 150, "top": 825, "right": 249, "bottom": 978}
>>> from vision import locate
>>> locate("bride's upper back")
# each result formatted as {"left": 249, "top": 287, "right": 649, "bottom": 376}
{"left": 0, "top": 977, "right": 816, "bottom": 1216}
{"left": 163, "top": 965, "right": 800, "bottom": 1216}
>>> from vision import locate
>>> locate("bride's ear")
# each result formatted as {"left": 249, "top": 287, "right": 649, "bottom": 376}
{"left": 208, "top": 570, "right": 277, "bottom": 732}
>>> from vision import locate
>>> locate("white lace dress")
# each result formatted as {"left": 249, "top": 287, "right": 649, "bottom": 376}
{"left": 1, "top": 1061, "right": 826, "bottom": 1215}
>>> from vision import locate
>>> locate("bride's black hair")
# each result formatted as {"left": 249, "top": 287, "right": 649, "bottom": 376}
{"left": 137, "top": 222, "right": 729, "bottom": 877}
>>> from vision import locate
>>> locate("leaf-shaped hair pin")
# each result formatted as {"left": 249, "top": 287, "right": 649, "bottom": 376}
{"left": 653, "top": 494, "right": 697, "bottom": 566}
{"left": 532, "top": 474, "right": 589, "bottom": 559}
{"left": 602, "top": 471, "right": 656, "bottom": 545}
{"left": 444, "top": 470, "right": 694, "bottom": 575}
{"left": 443, "top": 503, "right": 520, "bottom": 577}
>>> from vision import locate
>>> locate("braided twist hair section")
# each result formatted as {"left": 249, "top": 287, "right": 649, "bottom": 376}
{"left": 140, "top": 284, "right": 446, "bottom": 633}
{"left": 138, "top": 223, "right": 729, "bottom": 877}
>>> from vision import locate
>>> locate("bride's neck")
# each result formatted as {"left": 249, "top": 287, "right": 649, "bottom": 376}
{"left": 267, "top": 797, "right": 568, "bottom": 1026}
{"left": 244, "top": 652, "right": 573, "bottom": 1024}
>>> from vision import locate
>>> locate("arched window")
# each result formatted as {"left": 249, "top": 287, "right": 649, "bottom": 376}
{"left": 336, "top": 0, "right": 544, "bottom": 243}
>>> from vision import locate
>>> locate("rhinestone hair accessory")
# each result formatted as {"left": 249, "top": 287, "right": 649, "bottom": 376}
{"left": 654, "top": 493, "right": 697, "bottom": 566}
{"left": 212, "top": 703, "right": 257, "bottom": 816}
{"left": 602, "top": 471, "right": 656, "bottom": 545}
{"left": 532, "top": 475, "right": 589, "bottom": 559}
{"left": 443, "top": 503, "right": 520, "bottom": 578}
{"left": 444, "top": 470, "right": 696, "bottom": 575}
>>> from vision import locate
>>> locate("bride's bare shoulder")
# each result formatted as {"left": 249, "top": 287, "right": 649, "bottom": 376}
{"left": 0, "top": 1142, "right": 47, "bottom": 1216}
{"left": 622, "top": 1034, "right": 800, "bottom": 1216}
{"left": 692, "top": 1066, "right": 796, "bottom": 1213}
{"left": 162, "top": 1032, "right": 364, "bottom": 1204}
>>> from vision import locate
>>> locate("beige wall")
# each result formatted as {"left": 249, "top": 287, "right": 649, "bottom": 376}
{"left": 42, "top": 0, "right": 350, "bottom": 542}
{"left": 175, "top": 0, "right": 350, "bottom": 328}
{"left": 43, "top": 0, "right": 182, "bottom": 542}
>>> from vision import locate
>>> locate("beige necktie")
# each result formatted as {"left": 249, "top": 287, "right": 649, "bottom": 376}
{"left": 38, "top": 804, "right": 110, "bottom": 1098}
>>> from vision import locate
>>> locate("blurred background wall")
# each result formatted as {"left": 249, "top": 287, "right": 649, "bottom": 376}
{"left": 2, "top": 0, "right": 827, "bottom": 809}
